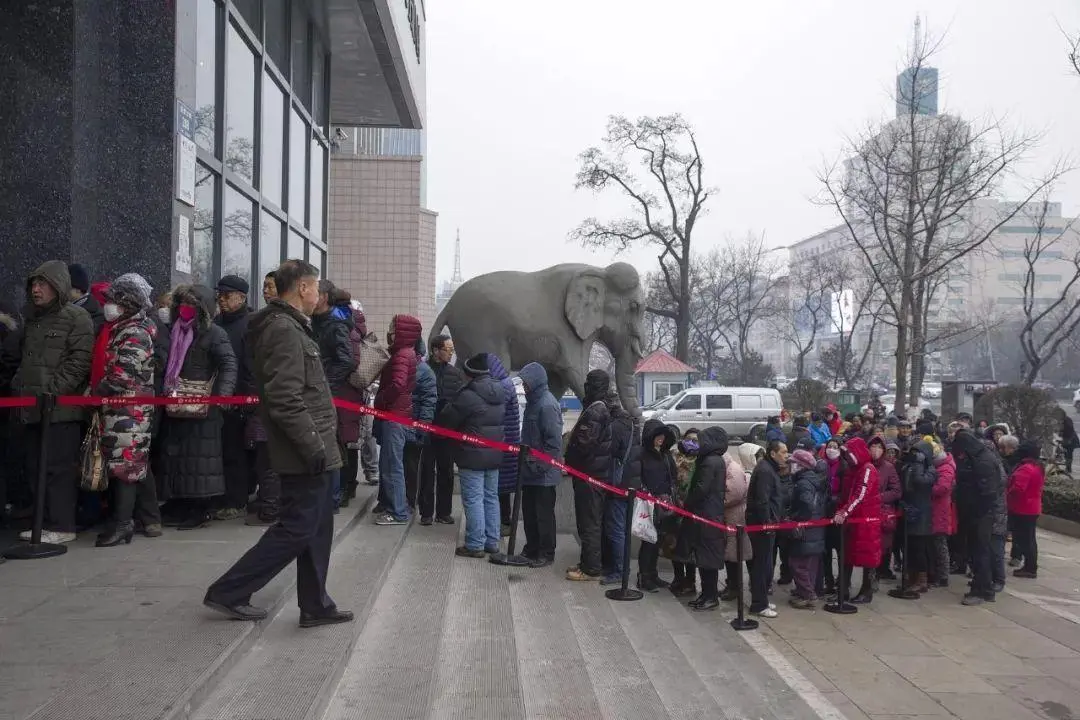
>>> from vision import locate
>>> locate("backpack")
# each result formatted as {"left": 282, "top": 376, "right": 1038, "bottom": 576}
{"left": 609, "top": 415, "right": 634, "bottom": 487}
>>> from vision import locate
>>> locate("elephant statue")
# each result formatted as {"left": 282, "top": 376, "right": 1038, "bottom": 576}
{"left": 430, "top": 262, "right": 644, "bottom": 418}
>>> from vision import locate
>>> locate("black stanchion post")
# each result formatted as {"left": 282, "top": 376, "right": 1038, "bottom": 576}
{"left": 824, "top": 518, "right": 857, "bottom": 615}
{"left": 490, "top": 445, "right": 532, "bottom": 567}
{"left": 730, "top": 525, "right": 758, "bottom": 631}
{"left": 3, "top": 394, "right": 68, "bottom": 560}
{"left": 888, "top": 513, "right": 919, "bottom": 600}
{"left": 606, "top": 488, "right": 644, "bottom": 602}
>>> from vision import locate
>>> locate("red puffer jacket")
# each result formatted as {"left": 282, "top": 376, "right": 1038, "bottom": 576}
{"left": 374, "top": 314, "right": 421, "bottom": 417}
{"left": 931, "top": 453, "right": 956, "bottom": 534}
{"left": 837, "top": 437, "right": 882, "bottom": 568}
{"left": 1007, "top": 459, "right": 1044, "bottom": 516}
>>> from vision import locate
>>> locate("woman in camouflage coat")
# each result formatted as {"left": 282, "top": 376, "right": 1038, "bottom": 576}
{"left": 95, "top": 273, "right": 160, "bottom": 547}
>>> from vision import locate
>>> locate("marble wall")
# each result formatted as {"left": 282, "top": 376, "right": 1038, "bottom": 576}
{"left": 0, "top": 0, "right": 176, "bottom": 308}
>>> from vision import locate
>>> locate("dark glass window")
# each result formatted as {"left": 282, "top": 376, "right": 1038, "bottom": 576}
{"left": 193, "top": 165, "right": 217, "bottom": 285}
{"left": 312, "top": 39, "right": 327, "bottom": 131}
{"left": 291, "top": 1, "right": 311, "bottom": 110}
{"left": 259, "top": 210, "right": 283, "bottom": 296}
{"left": 309, "top": 137, "right": 324, "bottom": 239}
{"left": 706, "top": 394, "right": 732, "bottom": 410}
{"left": 287, "top": 229, "right": 305, "bottom": 260}
{"left": 230, "top": 0, "right": 261, "bottom": 34}
{"left": 309, "top": 243, "right": 325, "bottom": 276}
{"left": 194, "top": 0, "right": 218, "bottom": 154}
{"left": 675, "top": 394, "right": 701, "bottom": 411}
{"left": 264, "top": 0, "right": 289, "bottom": 72}
{"left": 261, "top": 75, "right": 285, "bottom": 206}
{"left": 223, "top": 184, "right": 253, "bottom": 283}
{"left": 226, "top": 22, "right": 256, "bottom": 184}
{"left": 289, "top": 107, "right": 308, "bottom": 225}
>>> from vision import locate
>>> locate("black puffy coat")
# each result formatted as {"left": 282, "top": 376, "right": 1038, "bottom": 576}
{"left": 901, "top": 441, "right": 937, "bottom": 536}
{"left": 215, "top": 305, "right": 253, "bottom": 395}
{"left": 952, "top": 429, "right": 1003, "bottom": 521}
{"left": 311, "top": 307, "right": 356, "bottom": 393}
{"left": 159, "top": 285, "right": 238, "bottom": 500}
{"left": 623, "top": 418, "right": 677, "bottom": 496}
{"left": 436, "top": 363, "right": 506, "bottom": 471}
{"left": 430, "top": 359, "right": 465, "bottom": 416}
{"left": 674, "top": 426, "right": 729, "bottom": 570}
{"left": 747, "top": 455, "right": 784, "bottom": 526}
{"left": 789, "top": 466, "right": 828, "bottom": 557}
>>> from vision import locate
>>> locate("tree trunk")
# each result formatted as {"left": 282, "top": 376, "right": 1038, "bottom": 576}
{"left": 894, "top": 285, "right": 913, "bottom": 417}
{"left": 674, "top": 252, "right": 692, "bottom": 362}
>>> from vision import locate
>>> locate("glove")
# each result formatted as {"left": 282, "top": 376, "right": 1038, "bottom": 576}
{"left": 307, "top": 448, "right": 328, "bottom": 475}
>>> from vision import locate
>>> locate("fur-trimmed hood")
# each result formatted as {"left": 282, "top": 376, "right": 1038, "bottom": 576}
{"left": 170, "top": 284, "right": 216, "bottom": 328}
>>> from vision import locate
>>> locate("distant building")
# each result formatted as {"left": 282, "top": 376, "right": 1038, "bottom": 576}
{"left": 635, "top": 349, "right": 697, "bottom": 405}
{"left": 896, "top": 66, "right": 939, "bottom": 118}
{"left": 434, "top": 229, "right": 465, "bottom": 327}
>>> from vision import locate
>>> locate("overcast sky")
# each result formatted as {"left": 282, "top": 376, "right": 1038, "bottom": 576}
{"left": 424, "top": 0, "right": 1080, "bottom": 286}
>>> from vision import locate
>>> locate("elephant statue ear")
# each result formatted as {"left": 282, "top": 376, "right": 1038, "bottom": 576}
{"left": 565, "top": 270, "right": 605, "bottom": 340}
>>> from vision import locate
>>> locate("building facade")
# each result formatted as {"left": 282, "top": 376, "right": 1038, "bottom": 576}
{"left": 0, "top": 0, "right": 424, "bottom": 307}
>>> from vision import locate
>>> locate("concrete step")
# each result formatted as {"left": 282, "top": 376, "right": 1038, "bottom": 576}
{"left": 21, "top": 488, "right": 379, "bottom": 720}
{"left": 188, "top": 498, "right": 412, "bottom": 720}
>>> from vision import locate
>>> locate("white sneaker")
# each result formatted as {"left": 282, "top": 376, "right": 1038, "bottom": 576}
{"left": 40, "top": 531, "right": 77, "bottom": 544}
{"left": 754, "top": 607, "right": 779, "bottom": 619}
{"left": 18, "top": 529, "right": 31, "bottom": 541}
{"left": 768, "top": 603, "right": 777, "bottom": 611}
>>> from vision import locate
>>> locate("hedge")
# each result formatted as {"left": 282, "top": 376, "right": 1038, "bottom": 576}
{"left": 1044, "top": 471, "right": 1080, "bottom": 524}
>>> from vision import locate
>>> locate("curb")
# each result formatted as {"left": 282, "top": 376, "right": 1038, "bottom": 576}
{"left": 1039, "top": 514, "right": 1080, "bottom": 539}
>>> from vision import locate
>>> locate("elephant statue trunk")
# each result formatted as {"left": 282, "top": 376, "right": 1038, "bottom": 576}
{"left": 614, "top": 351, "right": 642, "bottom": 420}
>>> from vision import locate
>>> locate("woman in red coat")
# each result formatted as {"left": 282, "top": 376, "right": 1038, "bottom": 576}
{"left": 1007, "top": 440, "right": 1044, "bottom": 579}
{"left": 834, "top": 437, "right": 882, "bottom": 603}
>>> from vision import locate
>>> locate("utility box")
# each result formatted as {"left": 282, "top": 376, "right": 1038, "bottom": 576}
{"left": 942, "top": 380, "right": 999, "bottom": 420}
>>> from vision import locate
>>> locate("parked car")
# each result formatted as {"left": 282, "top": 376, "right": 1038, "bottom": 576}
{"left": 923, "top": 382, "right": 942, "bottom": 399}
{"left": 652, "top": 386, "right": 783, "bottom": 440}
{"left": 863, "top": 394, "right": 931, "bottom": 414}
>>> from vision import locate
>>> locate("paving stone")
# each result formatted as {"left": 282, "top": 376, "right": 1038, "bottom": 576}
{"left": 0, "top": 585, "right": 56, "bottom": 620}
{"left": 1028, "top": 657, "right": 1080, "bottom": 692}
{"left": 825, "top": 670, "right": 949, "bottom": 717}
{"left": 984, "top": 675, "right": 1080, "bottom": 720}
{"left": 928, "top": 692, "right": 1044, "bottom": 720}
{"left": 17, "top": 585, "right": 190, "bottom": 622}
{"left": 982, "top": 627, "right": 1080, "bottom": 659}
{"left": 820, "top": 691, "right": 870, "bottom": 720}
{"left": 783, "top": 638, "right": 892, "bottom": 680}
{"left": 0, "top": 662, "right": 77, "bottom": 720}
{"left": 877, "top": 655, "right": 999, "bottom": 694}
{"left": 836, "top": 625, "right": 936, "bottom": 658}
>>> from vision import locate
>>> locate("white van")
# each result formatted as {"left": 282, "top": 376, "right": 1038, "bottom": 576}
{"left": 652, "top": 386, "right": 783, "bottom": 440}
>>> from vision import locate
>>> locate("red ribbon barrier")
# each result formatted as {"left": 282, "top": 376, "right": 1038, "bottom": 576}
{"left": 0, "top": 392, "right": 899, "bottom": 534}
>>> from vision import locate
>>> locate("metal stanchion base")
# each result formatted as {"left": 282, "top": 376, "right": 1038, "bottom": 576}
{"left": 887, "top": 587, "right": 920, "bottom": 600}
{"left": 2, "top": 542, "right": 68, "bottom": 560}
{"left": 823, "top": 601, "right": 858, "bottom": 615}
{"left": 730, "top": 617, "right": 759, "bottom": 631}
{"left": 605, "top": 587, "right": 645, "bottom": 602}
{"left": 489, "top": 553, "right": 532, "bottom": 567}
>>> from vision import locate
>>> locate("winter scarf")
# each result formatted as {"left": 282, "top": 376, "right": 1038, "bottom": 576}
{"left": 90, "top": 321, "right": 117, "bottom": 390}
{"left": 164, "top": 317, "right": 196, "bottom": 392}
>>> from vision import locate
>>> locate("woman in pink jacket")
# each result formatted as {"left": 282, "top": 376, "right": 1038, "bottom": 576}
{"left": 929, "top": 442, "right": 956, "bottom": 587}
{"left": 1007, "top": 440, "right": 1044, "bottom": 579}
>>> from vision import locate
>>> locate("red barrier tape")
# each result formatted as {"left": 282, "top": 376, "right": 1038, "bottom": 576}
{"left": 0, "top": 393, "right": 897, "bottom": 534}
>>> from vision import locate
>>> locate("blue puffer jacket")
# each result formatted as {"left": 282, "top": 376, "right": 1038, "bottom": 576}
{"left": 488, "top": 354, "right": 521, "bottom": 493}
{"left": 410, "top": 359, "right": 438, "bottom": 444}
{"left": 518, "top": 363, "right": 564, "bottom": 487}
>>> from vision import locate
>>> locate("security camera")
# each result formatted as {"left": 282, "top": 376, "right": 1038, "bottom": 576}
{"left": 335, "top": 128, "right": 348, "bottom": 140}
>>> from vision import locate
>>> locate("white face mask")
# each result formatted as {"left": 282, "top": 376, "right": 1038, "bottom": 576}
{"left": 157, "top": 307, "right": 171, "bottom": 325}
{"left": 825, "top": 448, "right": 841, "bottom": 460}
{"left": 103, "top": 302, "right": 123, "bottom": 322}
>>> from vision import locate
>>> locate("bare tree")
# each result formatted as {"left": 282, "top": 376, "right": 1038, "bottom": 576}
{"left": 771, "top": 255, "right": 838, "bottom": 380}
{"left": 1012, "top": 200, "right": 1080, "bottom": 383}
{"left": 572, "top": 114, "right": 710, "bottom": 362}
{"left": 820, "top": 24, "right": 1065, "bottom": 413}
{"left": 820, "top": 263, "right": 887, "bottom": 390}
{"left": 642, "top": 270, "right": 678, "bottom": 354}
{"left": 713, "top": 235, "right": 783, "bottom": 384}
{"left": 1068, "top": 30, "right": 1080, "bottom": 77}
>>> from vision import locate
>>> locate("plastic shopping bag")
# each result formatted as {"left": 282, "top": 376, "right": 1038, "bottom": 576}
{"left": 631, "top": 497, "right": 658, "bottom": 544}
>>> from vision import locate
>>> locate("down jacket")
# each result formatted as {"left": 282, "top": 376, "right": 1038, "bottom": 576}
{"left": 488, "top": 354, "right": 521, "bottom": 494}
{"left": 837, "top": 438, "right": 882, "bottom": 568}
{"left": 96, "top": 311, "right": 157, "bottom": 483}
{"left": 931, "top": 452, "right": 956, "bottom": 535}
{"left": 675, "top": 426, "right": 729, "bottom": 571}
{"left": 159, "top": 285, "right": 238, "bottom": 499}
{"left": 789, "top": 464, "right": 828, "bottom": 558}
{"left": 870, "top": 437, "right": 902, "bottom": 544}
{"left": 517, "top": 362, "right": 563, "bottom": 487}
{"left": 564, "top": 394, "right": 633, "bottom": 482}
{"left": 409, "top": 342, "right": 438, "bottom": 445}
{"left": 952, "top": 429, "right": 1003, "bottom": 522}
{"left": 722, "top": 442, "right": 758, "bottom": 562}
{"left": 436, "top": 355, "right": 506, "bottom": 470}
{"left": 374, "top": 315, "right": 421, "bottom": 418}
{"left": 1007, "top": 455, "right": 1044, "bottom": 517}
{"left": 901, "top": 441, "right": 937, "bottom": 537}
{"left": 623, "top": 419, "right": 677, "bottom": 497}
{"left": 248, "top": 299, "right": 342, "bottom": 476}
{"left": 13, "top": 260, "right": 94, "bottom": 424}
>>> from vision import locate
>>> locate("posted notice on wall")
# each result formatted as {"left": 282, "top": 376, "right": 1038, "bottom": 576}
{"left": 176, "top": 100, "right": 196, "bottom": 206}
{"left": 175, "top": 214, "right": 192, "bottom": 274}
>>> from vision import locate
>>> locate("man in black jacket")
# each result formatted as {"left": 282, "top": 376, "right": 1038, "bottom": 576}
{"left": 436, "top": 353, "right": 505, "bottom": 557}
{"left": 564, "top": 369, "right": 633, "bottom": 583}
{"left": 205, "top": 259, "right": 352, "bottom": 628}
{"left": 952, "top": 429, "right": 1002, "bottom": 605}
{"left": 67, "top": 263, "right": 105, "bottom": 336}
{"left": 424, "top": 335, "right": 465, "bottom": 524}
{"left": 746, "top": 440, "right": 788, "bottom": 618}
{"left": 214, "top": 274, "right": 255, "bottom": 519}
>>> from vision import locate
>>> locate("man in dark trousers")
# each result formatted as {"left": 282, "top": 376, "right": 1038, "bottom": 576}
{"left": 213, "top": 274, "right": 255, "bottom": 519}
{"left": 747, "top": 440, "right": 787, "bottom": 618}
{"left": 951, "top": 429, "right": 1003, "bottom": 606}
{"left": 204, "top": 260, "right": 352, "bottom": 628}
{"left": 421, "top": 335, "right": 464, "bottom": 524}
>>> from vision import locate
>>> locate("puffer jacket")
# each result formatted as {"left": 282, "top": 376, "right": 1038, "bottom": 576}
{"left": 746, "top": 455, "right": 783, "bottom": 526}
{"left": 675, "top": 426, "right": 729, "bottom": 571}
{"left": 436, "top": 356, "right": 506, "bottom": 470}
{"left": 159, "top": 285, "right": 239, "bottom": 499}
{"left": 517, "top": 362, "right": 563, "bottom": 487}
{"left": 374, "top": 314, "right": 421, "bottom": 417}
{"left": 870, "top": 437, "right": 901, "bottom": 536}
{"left": 789, "top": 465, "right": 828, "bottom": 557}
{"left": 952, "top": 429, "right": 1003, "bottom": 521}
{"left": 623, "top": 418, "right": 677, "bottom": 496}
{"left": 214, "top": 305, "right": 254, "bottom": 395}
{"left": 488, "top": 354, "right": 521, "bottom": 493}
{"left": 13, "top": 260, "right": 94, "bottom": 424}
{"left": 0, "top": 308, "right": 21, "bottom": 394}
{"left": 312, "top": 305, "right": 356, "bottom": 392}
{"left": 837, "top": 438, "right": 882, "bottom": 568}
{"left": 1007, "top": 456, "right": 1044, "bottom": 516}
{"left": 931, "top": 452, "right": 956, "bottom": 534}
{"left": 96, "top": 311, "right": 156, "bottom": 483}
{"left": 723, "top": 442, "right": 756, "bottom": 562}
{"left": 409, "top": 348, "right": 438, "bottom": 445}
{"left": 901, "top": 441, "right": 937, "bottom": 536}
{"left": 247, "top": 298, "right": 342, "bottom": 476}
{"left": 565, "top": 395, "right": 633, "bottom": 482}
{"left": 430, "top": 358, "right": 465, "bottom": 415}
{"left": 335, "top": 304, "right": 370, "bottom": 445}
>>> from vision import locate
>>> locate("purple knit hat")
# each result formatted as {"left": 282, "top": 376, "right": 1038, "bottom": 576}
{"left": 790, "top": 449, "right": 818, "bottom": 472}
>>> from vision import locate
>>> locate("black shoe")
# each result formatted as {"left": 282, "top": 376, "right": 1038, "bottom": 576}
{"left": 177, "top": 512, "right": 211, "bottom": 531}
{"left": 339, "top": 496, "right": 350, "bottom": 508}
{"left": 529, "top": 557, "right": 554, "bottom": 568}
{"left": 203, "top": 597, "right": 268, "bottom": 621}
{"left": 637, "top": 573, "right": 659, "bottom": 593}
{"left": 992, "top": 581, "right": 1005, "bottom": 593}
{"left": 95, "top": 521, "right": 135, "bottom": 548}
{"left": 420, "top": 516, "right": 433, "bottom": 526}
{"left": 299, "top": 608, "right": 354, "bottom": 628}
{"left": 878, "top": 568, "right": 897, "bottom": 581}
{"left": 455, "top": 546, "right": 486, "bottom": 558}
{"left": 485, "top": 546, "right": 500, "bottom": 554}
{"left": 777, "top": 575, "right": 793, "bottom": 586}
{"left": 1013, "top": 569, "right": 1037, "bottom": 579}
{"left": 672, "top": 583, "right": 698, "bottom": 598}
{"left": 688, "top": 593, "right": 707, "bottom": 608}
{"left": 435, "top": 515, "right": 455, "bottom": 525}
{"left": 692, "top": 598, "right": 720, "bottom": 612}
{"left": 719, "top": 587, "right": 739, "bottom": 602}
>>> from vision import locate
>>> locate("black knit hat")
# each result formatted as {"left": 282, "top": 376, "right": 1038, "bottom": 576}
{"left": 68, "top": 264, "right": 90, "bottom": 294}
{"left": 463, "top": 353, "right": 489, "bottom": 377}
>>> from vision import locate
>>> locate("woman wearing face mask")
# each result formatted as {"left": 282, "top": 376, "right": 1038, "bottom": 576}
{"left": 158, "top": 285, "right": 238, "bottom": 531}
{"left": 94, "top": 274, "right": 162, "bottom": 547}
{"left": 666, "top": 428, "right": 700, "bottom": 598}
{"left": 818, "top": 440, "right": 842, "bottom": 596}
{"left": 869, "top": 437, "right": 902, "bottom": 584}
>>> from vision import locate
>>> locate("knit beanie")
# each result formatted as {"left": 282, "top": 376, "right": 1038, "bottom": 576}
{"left": 790, "top": 449, "right": 817, "bottom": 471}
{"left": 463, "top": 353, "right": 489, "bottom": 377}
{"left": 68, "top": 264, "right": 91, "bottom": 294}
{"left": 107, "top": 273, "right": 153, "bottom": 311}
